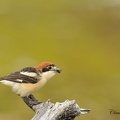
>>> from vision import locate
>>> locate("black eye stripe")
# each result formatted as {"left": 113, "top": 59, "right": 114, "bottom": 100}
{"left": 47, "top": 66, "right": 52, "bottom": 69}
{"left": 42, "top": 68, "right": 50, "bottom": 72}
{"left": 42, "top": 65, "right": 54, "bottom": 72}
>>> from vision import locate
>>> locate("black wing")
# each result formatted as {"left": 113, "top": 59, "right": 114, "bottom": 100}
{"left": 0, "top": 67, "right": 41, "bottom": 84}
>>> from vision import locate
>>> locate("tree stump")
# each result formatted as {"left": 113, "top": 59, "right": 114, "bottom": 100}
{"left": 22, "top": 94, "right": 90, "bottom": 120}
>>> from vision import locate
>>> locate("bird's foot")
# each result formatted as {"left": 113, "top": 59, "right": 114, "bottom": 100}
{"left": 28, "top": 94, "right": 42, "bottom": 105}
{"left": 22, "top": 94, "right": 42, "bottom": 109}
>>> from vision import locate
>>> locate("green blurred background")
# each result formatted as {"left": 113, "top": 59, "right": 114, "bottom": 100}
{"left": 0, "top": 0, "right": 120, "bottom": 120}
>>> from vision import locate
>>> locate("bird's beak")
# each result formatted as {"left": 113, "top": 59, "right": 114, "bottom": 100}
{"left": 52, "top": 66, "right": 61, "bottom": 73}
{"left": 56, "top": 67, "right": 61, "bottom": 73}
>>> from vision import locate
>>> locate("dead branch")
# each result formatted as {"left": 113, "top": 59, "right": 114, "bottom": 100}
{"left": 22, "top": 94, "right": 90, "bottom": 120}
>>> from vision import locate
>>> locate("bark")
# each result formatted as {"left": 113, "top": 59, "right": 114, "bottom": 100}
{"left": 22, "top": 95, "right": 90, "bottom": 120}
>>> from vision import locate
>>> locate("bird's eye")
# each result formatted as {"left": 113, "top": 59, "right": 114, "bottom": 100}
{"left": 42, "top": 66, "right": 52, "bottom": 72}
{"left": 47, "top": 66, "right": 52, "bottom": 70}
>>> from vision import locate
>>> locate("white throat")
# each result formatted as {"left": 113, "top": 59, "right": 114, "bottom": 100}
{"left": 42, "top": 71, "right": 56, "bottom": 80}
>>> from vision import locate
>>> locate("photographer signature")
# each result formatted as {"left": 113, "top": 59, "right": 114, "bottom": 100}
{"left": 109, "top": 109, "right": 120, "bottom": 114}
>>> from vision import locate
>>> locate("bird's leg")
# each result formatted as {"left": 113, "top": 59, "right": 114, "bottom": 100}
{"left": 22, "top": 94, "right": 42, "bottom": 110}
{"left": 28, "top": 94, "right": 42, "bottom": 105}
{"left": 22, "top": 96, "right": 33, "bottom": 109}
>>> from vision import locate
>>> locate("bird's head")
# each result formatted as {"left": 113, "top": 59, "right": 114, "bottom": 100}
{"left": 35, "top": 62, "right": 61, "bottom": 80}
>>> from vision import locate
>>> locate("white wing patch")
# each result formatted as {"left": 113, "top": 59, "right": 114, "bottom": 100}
{"left": 16, "top": 79, "right": 23, "bottom": 82}
{"left": 20, "top": 71, "right": 37, "bottom": 77}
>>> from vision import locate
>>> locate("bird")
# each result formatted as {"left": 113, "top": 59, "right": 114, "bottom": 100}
{"left": 0, "top": 62, "right": 61, "bottom": 102}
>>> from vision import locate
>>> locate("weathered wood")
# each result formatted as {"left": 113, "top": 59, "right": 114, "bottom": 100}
{"left": 22, "top": 94, "right": 90, "bottom": 120}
